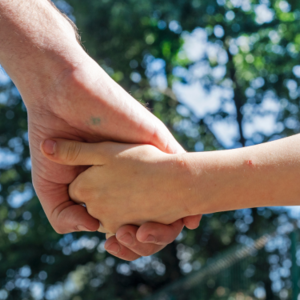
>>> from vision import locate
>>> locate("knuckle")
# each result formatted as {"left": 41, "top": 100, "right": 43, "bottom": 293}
{"left": 62, "top": 141, "right": 82, "bottom": 163}
{"left": 50, "top": 204, "right": 74, "bottom": 235}
{"left": 69, "top": 179, "right": 89, "bottom": 202}
{"left": 52, "top": 223, "right": 68, "bottom": 235}
{"left": 142, "top": 246, "right": 156, "bottom": 257}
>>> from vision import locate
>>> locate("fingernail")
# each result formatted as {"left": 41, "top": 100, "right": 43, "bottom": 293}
{"left": 43, "top": 139, "right": 56, "bottom": 155}
{"left": 145, "top": 235, "right": 156, "bottom": 243}
{"left": 106, "top": 243, "right": 120, "bottom": 254}
{"left": 118, "top": 233, "right": 133, "bottom": 246}
{"left": 77, "top": 225, "right": 92, "bottom": 232}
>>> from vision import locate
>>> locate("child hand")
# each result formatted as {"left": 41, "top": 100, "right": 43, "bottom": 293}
{"left": 41, "top": 139, "right": 190, "bottom": 234}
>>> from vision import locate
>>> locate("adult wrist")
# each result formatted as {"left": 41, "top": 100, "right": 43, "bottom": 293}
{"left": 20, "top": 46, "right": 88, "bottom": 108}
{"left": 0, "top": 0, "right": 86, "bottom": 106}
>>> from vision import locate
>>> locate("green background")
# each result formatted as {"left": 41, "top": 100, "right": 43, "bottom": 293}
{"left": 1, "top": 0, "right": 300, "bottom": 299}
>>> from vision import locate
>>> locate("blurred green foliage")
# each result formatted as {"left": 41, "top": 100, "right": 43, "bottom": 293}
{"left": 1, "top": 0, "right": 300, "bottom": 299}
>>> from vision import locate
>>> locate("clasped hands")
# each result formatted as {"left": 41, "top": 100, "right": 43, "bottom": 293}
{"left": 0, "top": 0, "right": 201, "bottom": 259}
{"left": 41, "top": 139, "right": 198, "bottom": 250}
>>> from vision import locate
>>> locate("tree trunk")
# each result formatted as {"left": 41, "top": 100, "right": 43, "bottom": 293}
{"left": 228, "top": 52, "right": 246, "bottom": 147}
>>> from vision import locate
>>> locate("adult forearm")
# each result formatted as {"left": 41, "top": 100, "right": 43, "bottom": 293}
{"left": 185, "top": 134, "right": 300, "bottom": 214}
{"left": 0, "top": 0, "right": 85, "bottom": 103}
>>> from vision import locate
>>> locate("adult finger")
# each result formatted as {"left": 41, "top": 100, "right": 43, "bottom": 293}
{"left": 104, "top": 236, "right": 141, "bottom": 261}
{"left": 136, "top": 219, "right": 184, "bottom": 245}
{"left": 115, "top": 225, "right": 165, "bottom": 257}
{"left": 34, "top": 178, "right": 100, "bottom": 234}
{"left": 40, "top": 138, "right": 109, "bottom": 165}
{"left": 51, "top": 199, "right": 100, "bottom": 233}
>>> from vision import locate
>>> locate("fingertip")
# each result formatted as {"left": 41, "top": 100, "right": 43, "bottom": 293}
{"left": 105, "top": 238, "right": 121, "bottom": 254}
{"left": 41, "top": 139, "right": 57, "bottom": 156}
{"left": 116, "top": 225, "right": 138, "bottom": 239}
{"left": 77, "top": 225, "right": 97, "bottom": 232}
{"left": 51, "top": 202, "right": 100, "bottom": 234}
{"left": 136, "top": 220, "right": 184, "bottom": 245}
{"left": 135, "top": 223, "right": 154, "bottom": 243}
{"left": 183, "top": 215, "right": 202, "bottom": 230}
{"left": 105, "top": 237, "right": 141, "bottom": 261}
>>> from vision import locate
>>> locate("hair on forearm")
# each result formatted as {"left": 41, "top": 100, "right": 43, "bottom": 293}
{"left": 47, "top": 0, "right": 81, "bottom": 44}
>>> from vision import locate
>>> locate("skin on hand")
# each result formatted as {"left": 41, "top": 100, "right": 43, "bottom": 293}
{"left": 30, "top": 69, "right": 203, "bottom": 260}
{"left": 31, "top": 62, "right": 202, "bottom": 260}
{"left": 41, "top": 139, "right": 191, "bottom": 234}
{"left": 42, "top": 134, "right": 300, "bottom": 242}
{"left": 0, "top": 0, "right": 201, "bottom": 260}
{"left": 28, "top": 58, "right": 201, "bottom": 259}
{"left": 30, "top": 57, "right": 202, "bottom": 258}
{"left": 105, "top": 220, "right": 185, "bottom": 260}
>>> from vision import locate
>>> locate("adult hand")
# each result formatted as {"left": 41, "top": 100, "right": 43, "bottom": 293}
{"left": 34, "top": 59, "right": 201, "bottom": 260}
{"left": 0, "top": 0, "right": 201, "bottom": 260}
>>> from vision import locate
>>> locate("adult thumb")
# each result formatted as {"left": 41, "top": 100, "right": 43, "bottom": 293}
{"left": 41, "top": 138, "right": 106, "bottom": 165}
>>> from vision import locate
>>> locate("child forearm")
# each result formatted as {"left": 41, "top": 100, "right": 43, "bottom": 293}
{"left": 183, "top": 134, "right": 300, "bottom": 215}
